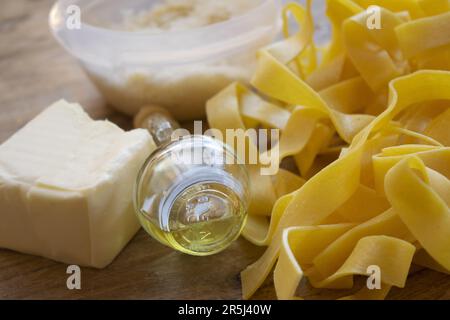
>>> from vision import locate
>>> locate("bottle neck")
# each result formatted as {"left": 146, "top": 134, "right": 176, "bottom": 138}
{"left": 134, "top": 106, "right": 180, "bottom": 147}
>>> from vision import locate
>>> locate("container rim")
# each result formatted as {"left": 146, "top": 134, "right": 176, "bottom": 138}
{"left": 49, "top": 0, "right": 281, "bottom": 39}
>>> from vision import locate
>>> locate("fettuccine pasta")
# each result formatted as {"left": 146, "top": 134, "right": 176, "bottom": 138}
{"left": 206, "top": 0, "right": 450, "bottom": 299}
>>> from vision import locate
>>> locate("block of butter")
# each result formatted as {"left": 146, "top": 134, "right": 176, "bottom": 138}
{"left": 0, "top": 100, "right": 155, "bottom": 268}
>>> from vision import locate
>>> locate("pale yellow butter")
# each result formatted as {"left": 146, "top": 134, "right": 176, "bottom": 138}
{"left": 0, "top": 100, "right": 155, "bottom": 268}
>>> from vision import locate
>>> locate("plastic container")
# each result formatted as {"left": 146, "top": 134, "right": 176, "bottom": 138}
{"left": 49, "top": 0, "right": 282, "bottom": 121}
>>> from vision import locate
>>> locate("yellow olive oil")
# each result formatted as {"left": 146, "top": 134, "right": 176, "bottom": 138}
{"left": 138, "top": 181, "right": 247, "bottom": 255}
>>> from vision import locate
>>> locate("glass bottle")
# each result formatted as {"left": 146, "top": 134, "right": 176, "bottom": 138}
{"left": 134, "top": 106, "right": 249, "bottom": 256}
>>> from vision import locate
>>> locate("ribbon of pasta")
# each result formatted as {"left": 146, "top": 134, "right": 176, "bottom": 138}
{"left": 206, "top": 0, "right": 450, "bottom": 300}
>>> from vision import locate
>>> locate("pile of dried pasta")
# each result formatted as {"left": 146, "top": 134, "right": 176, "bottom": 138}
{"left": 206, "top": 0, "right": 450, "bottom": 299}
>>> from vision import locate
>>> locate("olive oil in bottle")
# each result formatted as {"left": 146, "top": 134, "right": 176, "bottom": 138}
{"left": 134, "top": 107, "right": 249, "bottom": 255}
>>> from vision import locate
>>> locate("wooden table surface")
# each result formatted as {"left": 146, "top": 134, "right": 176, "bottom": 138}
{"left": 0, "top": 0, "right": 449, "bottom": 300}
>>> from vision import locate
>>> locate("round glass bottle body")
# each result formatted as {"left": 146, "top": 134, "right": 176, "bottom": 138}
{"left": 134, "top": 135, "right": 249, "bottom": 256}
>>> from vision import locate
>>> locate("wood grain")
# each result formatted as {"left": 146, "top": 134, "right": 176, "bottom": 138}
{"left": 0, "top": 0, "right": 448, "bottom": 300}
